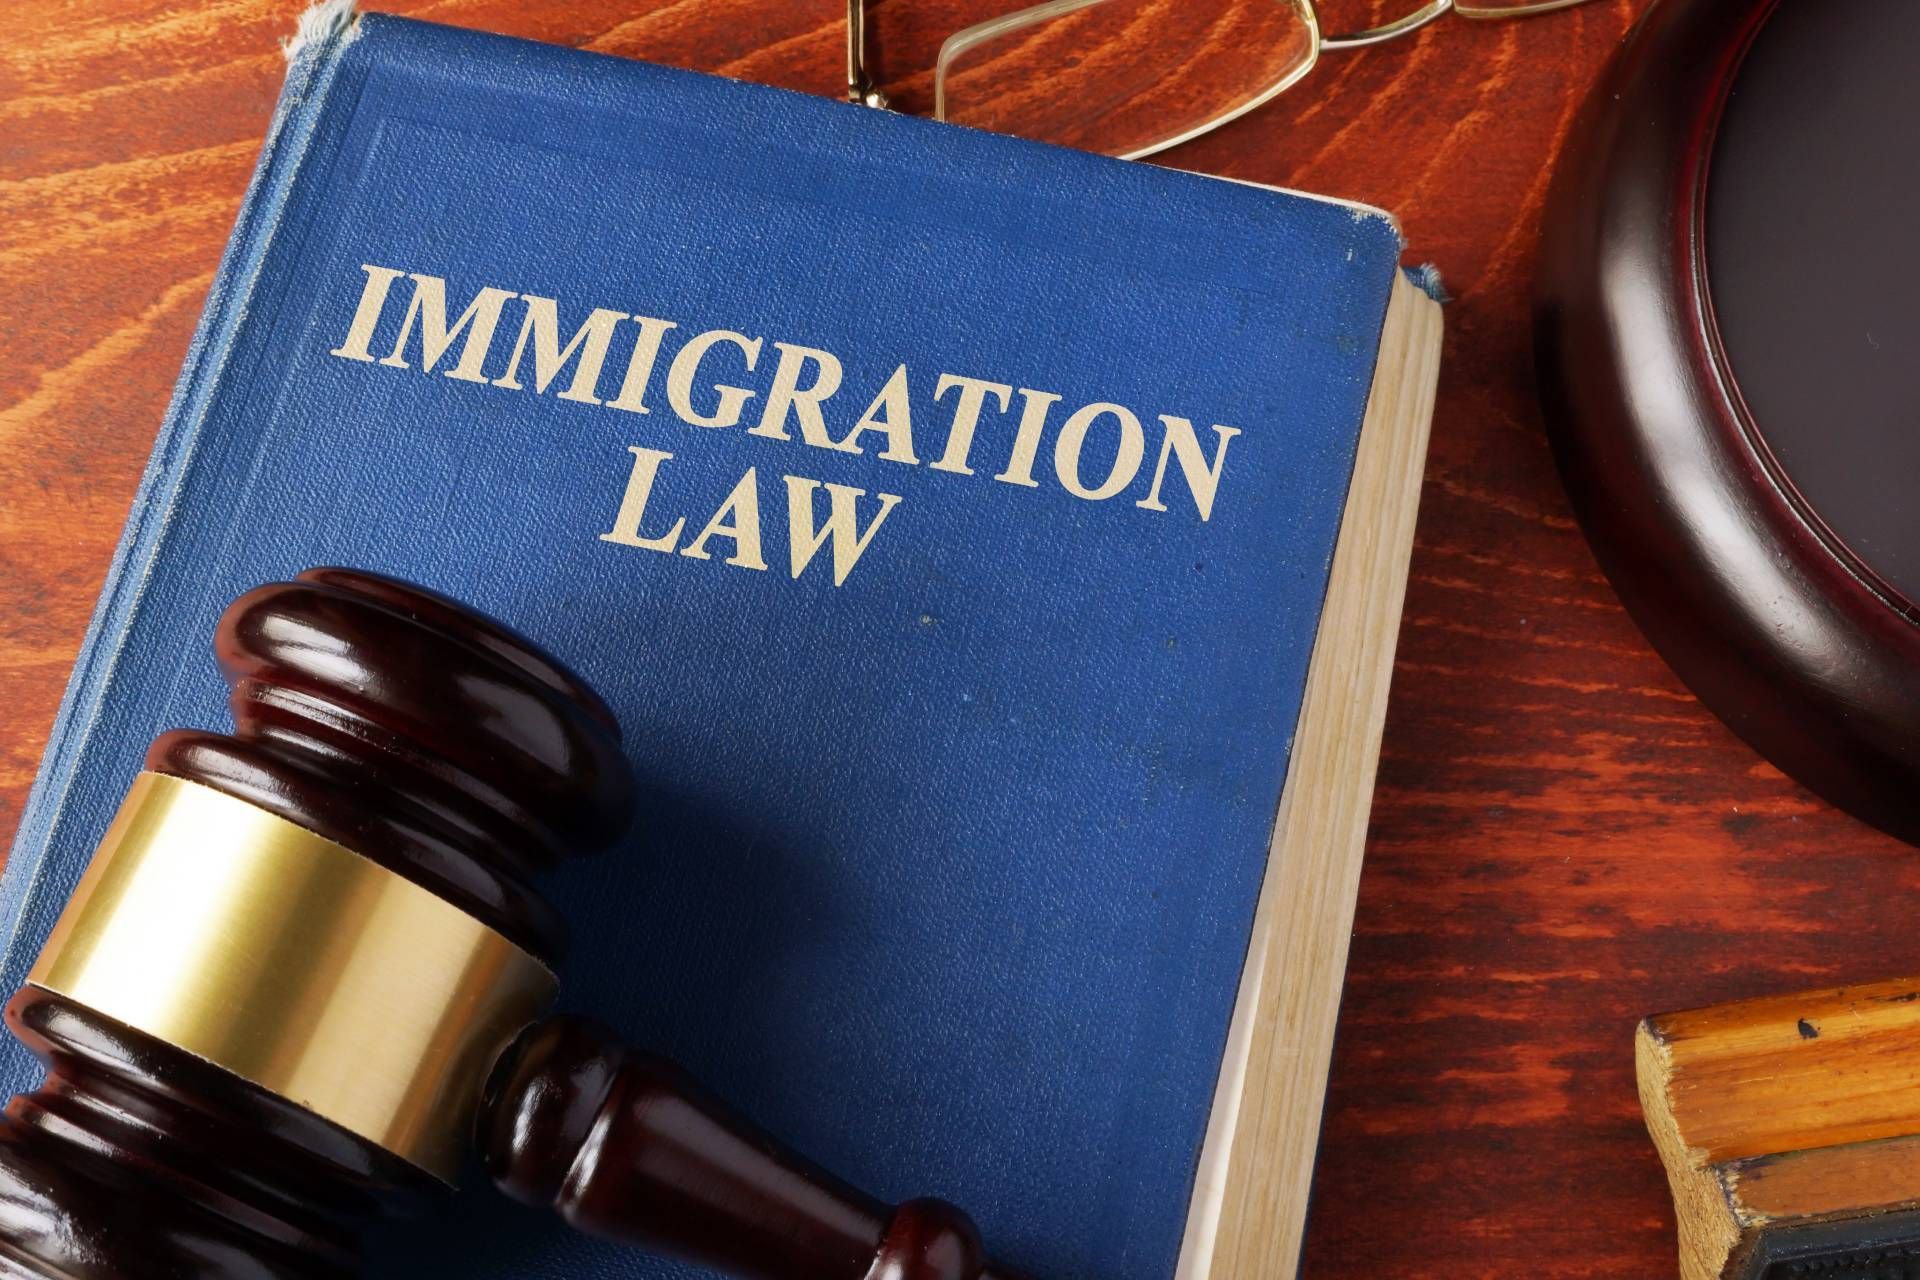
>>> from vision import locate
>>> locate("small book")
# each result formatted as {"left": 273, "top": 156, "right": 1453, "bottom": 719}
{"left": 0, "top": 9, "right": 1440, "bottom": 1279}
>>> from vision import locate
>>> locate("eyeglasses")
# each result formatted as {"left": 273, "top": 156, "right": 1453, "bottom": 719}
{"left": 848, "top": 0, "right": 1600, "bottom": 160}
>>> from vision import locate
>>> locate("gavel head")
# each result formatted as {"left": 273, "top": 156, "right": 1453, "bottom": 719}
{"left": 146, "top": 565, "right": 635, "bottom": 959}
{"left": 0, "top": 568, "right": 634, "bottom": 1279}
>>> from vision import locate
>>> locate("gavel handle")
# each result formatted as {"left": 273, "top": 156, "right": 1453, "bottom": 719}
{"left": 480, "top": 1017, "right": 1028, "bottom": 1280}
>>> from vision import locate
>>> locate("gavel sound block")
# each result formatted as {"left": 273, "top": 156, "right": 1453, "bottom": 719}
{"left": 1639, "top": 978, "right": 1920, "bottom": 1279}
{"left": 0, "top": 567, "right": 1020, "bottom": 1280}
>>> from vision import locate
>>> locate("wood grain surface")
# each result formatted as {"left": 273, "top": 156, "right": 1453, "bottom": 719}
{"left": 5, "top": 3, "right": 1910, "bottom": 1276}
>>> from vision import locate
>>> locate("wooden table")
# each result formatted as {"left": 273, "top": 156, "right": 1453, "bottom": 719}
{"left": 7, "top": 3, "right": 1906, "bottom": 1275}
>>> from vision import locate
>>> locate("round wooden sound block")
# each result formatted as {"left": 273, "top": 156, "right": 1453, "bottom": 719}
{"left": 1535, "top": 0, "right": 1920, "bottom": 845}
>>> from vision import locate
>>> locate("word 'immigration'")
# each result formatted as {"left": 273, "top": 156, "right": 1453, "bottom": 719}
{"left": 329, "top": 265, "right": 1245, "bottom": 586}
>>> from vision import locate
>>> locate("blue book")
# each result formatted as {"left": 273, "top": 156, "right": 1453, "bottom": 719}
{"left": 0, "top": 9, "right": 1439, "bottom": 1279}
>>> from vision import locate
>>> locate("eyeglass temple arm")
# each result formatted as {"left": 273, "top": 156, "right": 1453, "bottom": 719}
{"left": 849, "top": 0, "right": 1454, "bottom": 111}
{"left": 1321, "top": 0, "right": 1452, "bottom": 50}
{"left": 847, "top": 0, "right": 888, "bottom": 107}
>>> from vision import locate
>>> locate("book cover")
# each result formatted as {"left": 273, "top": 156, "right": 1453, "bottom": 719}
{"left": 0, "top": 12, "right": 1414, "bottom": 1278}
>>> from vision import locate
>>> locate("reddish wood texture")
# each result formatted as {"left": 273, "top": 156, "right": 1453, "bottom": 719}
{"left": 5, "top": 4, "right": 1914, "bottom": 1275}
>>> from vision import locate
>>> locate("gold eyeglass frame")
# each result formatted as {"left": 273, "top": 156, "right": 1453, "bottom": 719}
{"left": 848, "top": 0, "right": 1599, "bottom": 160}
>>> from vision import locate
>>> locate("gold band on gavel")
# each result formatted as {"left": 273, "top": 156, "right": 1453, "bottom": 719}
{"left": 26, "top": 772, "right": 557, "bottom": 1183}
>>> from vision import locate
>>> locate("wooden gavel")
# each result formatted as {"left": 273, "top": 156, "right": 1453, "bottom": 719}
{"left": 0, "top": 567, "right": 1022, "bottom": 1280}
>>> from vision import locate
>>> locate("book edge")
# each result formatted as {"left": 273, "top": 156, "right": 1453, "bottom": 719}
{"left": 1201, "top": 171, "right": 1403, "bottom": 239}
{"left": 1176, "top": 270, "right": 1443, "bottom": 1279}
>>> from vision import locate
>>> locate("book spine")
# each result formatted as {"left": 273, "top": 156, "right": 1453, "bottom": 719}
{"left": 0, "top": 17, "right": 360, "bottom": 986}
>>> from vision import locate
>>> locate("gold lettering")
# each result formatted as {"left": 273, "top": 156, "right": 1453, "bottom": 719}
{"left": 930, "top": 374, "right": 1013, "bottom": 476}
{"left": 680, "top": 468, "right": 768, "bottom": 570}
{"left": 784, "top": 477, "right": 902, "bottom": 586}
{"left": 666, "top": 330, "right": 764, "bottom": 429}
{"left": 329, "top": 265, "right": 405, "bottom": 362}
{"left": 993, "top": 388, "right": 1061, "bottom": 488}
{"left": 1054, "top": 402, "right": 1146, "bottom": 501}
{"left": 378, "top": 273, "right": 516, "bottom": 383}
{"left": 1136, "top": 417, "right": 1241, "bottom": 521}
{"left": 605, "top": 316, "right": 680, "bottom": 415}
{"left": 492, "top": 296, "right": 629, "bottom": 404}
{"left": 839, "top": 364, "right": 920, "bottom": 463}
{"left": 336, "top": 264, "right": 1248, "bottom": 556}
{"left": 599, "top": 447, "right": 686, "bottom": 552}
{"left": 751, "top": 343, "right": 847, "bottom": 448}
